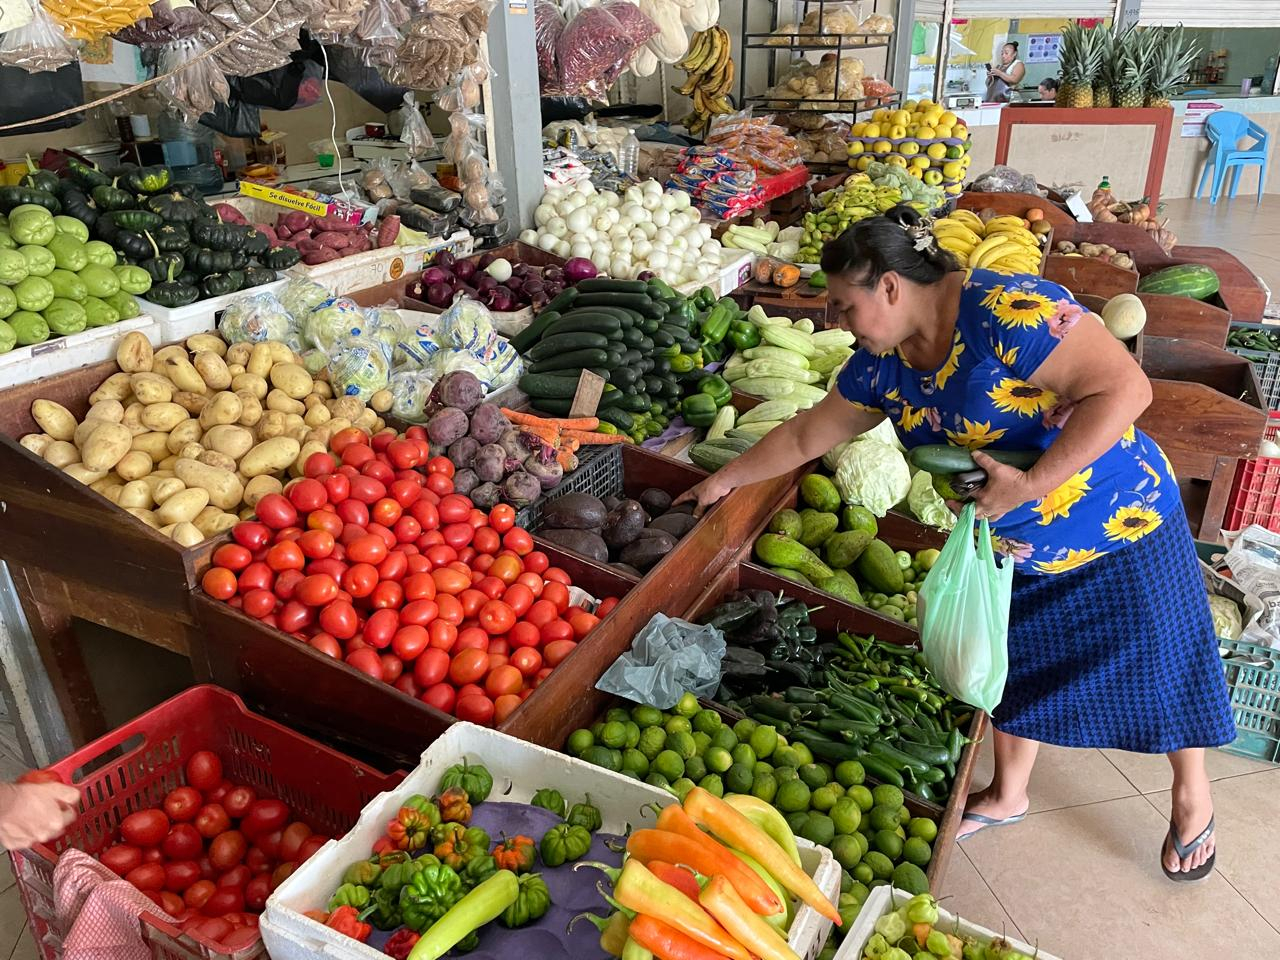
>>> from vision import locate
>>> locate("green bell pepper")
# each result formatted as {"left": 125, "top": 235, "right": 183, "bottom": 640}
{"left": 701, "top": 340, "right": 723, "bottom": 363}
{"left": 113, "top": 265, "right": 151, "bottom": 295}
{"left": 498, "top": 873, "right": 550, "bottom": 929}
{"left": 566, "top": 795, "right": 602, "bottom": 833}
{"left": 44, "top": 298, "right": 86, "bottom": 335}
{"left": 530, "top": 788, "right": 566, "bottom": 817}
{"left": 694, "top": 285, "right": 717, "bottom": 310}
{"left": 0, "top": 319, "right": 14, "bottom": 354}
{"left": 83, "top": 296, "right": 119, "bottom": 328}
{"left": 681, "top": 393, "right": 720, "bottom": 428}
{"left": 342, "top": 860, "right": 382, "bottom": 888}
{"left": 729, "top": 319, "right": 761, "bottom": 351}
{"left": 82, "top": 241, "right": 117, "bottom": 268}
{"left": 697, "top": 373, "right": 732, "bottom": 407}
{"left": 14, "top": 276, "right": 53, "bottom": 312}
{"left": 327, "top": 882, "right": 371, "bottom": 911}
{"left": 808, "top": 269, "right": 827, "bottom": 289}
{"left": 538, "top": 823, "right": 591, "bottom": 868}
{"left": 699, "top": 303, "right": 732, "bottom": 346}
{"left": 398, "top": 863, "right": 465, "bottom": 934}
{"left": 366, "top": 885, "right": 404, "bottom": 931}
{"left": 0, "top": 248, "right": 28, "bottom": 285}
{"left": 439, "top": 759, "right": 494, "bottom": 804}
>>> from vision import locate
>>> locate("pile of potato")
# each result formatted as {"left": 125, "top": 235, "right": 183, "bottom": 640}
{"left": 19, "top": 331, "right": 387, "bottom": 546}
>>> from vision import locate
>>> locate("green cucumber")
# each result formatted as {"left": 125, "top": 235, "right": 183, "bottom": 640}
{"left": 597, "top": 407, "right": 635, "bottom": 430}
{"left": 544, "top": 287, "right": 579, "bottom": 314}
{"left": 857, "top": 753, "right": 905, "bottom": 787}
{"left": 519, "top": 373, "right": 584, "bottom": 398}
{"left": 907, "top": 444, "right": 1040, "bottom": 474}
{"left": 511, "top": 309, "right": 560, "bottom": 353}
{"left": 618, "top": 393, "right": 651, "bottom": 413}
{"left": 573, "top": 278, "right": 650, "bottom": 294}
{"left": 542, "top": 313, "right": 622, "bottom": 337}
{"left": 651, "top": 328, "right": 675, "bottom": 348}
{"left": 640, "top": 317, "right": 660, "bottom": 334}
{"left": 528, "top": 348, "right": 612, "bottom": 373}
{"left": 526, "top": 331, "right": 610, "bottom": 360}
{"left": 622, "top": 327, "right": 643, "bottom": 347}
{"left": 610, "top": 367, "right": 639, "bottom": 388}
{"left": 572, "top": 292, "right": 664, "bottom": 317}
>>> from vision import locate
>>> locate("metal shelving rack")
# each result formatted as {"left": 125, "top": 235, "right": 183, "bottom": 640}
{"left": 738, "top": 0, "right": 901, "bottom": 119}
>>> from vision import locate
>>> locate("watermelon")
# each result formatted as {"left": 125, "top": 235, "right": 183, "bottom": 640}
{"left": 1137, "top": 263, "right": 1220, "bottom": 300}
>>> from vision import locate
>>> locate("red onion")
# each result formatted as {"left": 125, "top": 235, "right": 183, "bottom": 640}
{"left": 563, "top": 257, "right": 598, "bottom": 282}
{"left": 454, "top": 260, "right": 478, "bottom": 281}
{"left": 436, "top": 251, "right": 456, "bottom": 268}
{"left": 421, "top": 266, "right": 448, "bottom": 286}
{"left": 426, "top": 283, "right": 453, "bottom": 307}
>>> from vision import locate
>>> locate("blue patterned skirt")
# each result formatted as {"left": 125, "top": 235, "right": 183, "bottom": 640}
{"left": 992, "top": 505, "right": 1236, "bottom": 753}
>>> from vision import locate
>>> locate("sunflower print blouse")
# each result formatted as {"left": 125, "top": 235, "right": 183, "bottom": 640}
{"left": 835, "top": 268, "right": 1176, "bottom": 576}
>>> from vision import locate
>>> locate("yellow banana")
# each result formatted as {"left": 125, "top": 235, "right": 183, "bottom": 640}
{"left": 977, "top": 241, "right": 1032, "bottom": 269}
{"left": 984, "top": 216, "right": 1031, "bottom": 232}
{"left": 933, "top": 224, "right": 983, "bottom": 246}
{"left": 966, "top": 236, "right": 1010, "bottom": 268}
{"left": 982, "top": 229, "right": 1039, "bottom": 248}
{"left": 937, "top": 238, "right": 975, "bottom": 258}
{"left": 950, "top": 210, "right": 984, "bottom": 230}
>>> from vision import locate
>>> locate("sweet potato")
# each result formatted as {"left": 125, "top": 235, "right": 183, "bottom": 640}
{"left": 215, "top": 203, "right": 248, "bottom": 225}
{"left": 297, "top": 236, "right": 322, "bottom": 254}
{"left": 312, "top": 216, "right": 358, "bottom": 233}
{"left": 278, "top": 211, "right": 312, "bottom": 234}
{"left": 315, "top": 231, "right": 351, "bottom": 249}
{"left": 347, "top": 231, "right": 371, "bottom": 253}
{"left": 376, "top": 215, "right": 401, "bottom": 248}
{"left": 303, "top": 248, "right": 341, "bottom": 265}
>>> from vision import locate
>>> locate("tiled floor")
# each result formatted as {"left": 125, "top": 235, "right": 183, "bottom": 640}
{"left": 1161, "top": 195, "right": 1280, "bottom": 294}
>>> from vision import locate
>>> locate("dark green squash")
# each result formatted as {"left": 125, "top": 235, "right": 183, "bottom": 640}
{"left": 152, "top": 222, "right": 190, "bottom": 252}
{"left": 66, "top": 158, "right": 111, "bottom": 190}
{"left": 145, "top": 191, "right": 203, "bottom": 223}
{"left": 242, "top": 266, "right": 277, "bottom": 288}
{"left": 185, "top": 245, "right": 234, "bottom": 275}
{"left": 123, "top": 165, "right": 172, "bottom": 194}
{"left": 262, "top": 246, "right": 302, "bottom": 270}
{"left": 146, "top": 261, "right": 198, "bottom": 308}
{"left": 0, "top": 186, "right": 60, "bottom": 215}
{"left": 59, "top": 188, "right": 98, "bottom": 228}
{"left": 143, "top": 251, "right": 185, "bottom": 284}
{"left": 91, "top": 182, "right": 135, "bottom": 212}
{"left": 171, "top": 183, "right": 204, "bottom": 201}
{"left": 242, "top": 230, "right": 270, "bottom": 257}
{"left": 20, "top": 169, "right": 59, "bottom": 193}
{"left": 190, "top": 221, "right": 248, "bottom": 252}
{"left": 200, "top": 270, "right": 245, "bottom": 298}
{"left": 106, "top": 209, "right": 162, "bottom": 233}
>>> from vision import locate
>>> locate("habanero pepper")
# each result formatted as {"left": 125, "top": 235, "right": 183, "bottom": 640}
{"left": 491, "top": 835, "right": 537, "bottom": 873}
{"left": 325, "top": 905, "right": 371, "bottom": 943}
{"left": 439, "top": 759, "right": 494, "bottom": 804}
{"left": 436, "top": 786, "right": 472, "bottom": 823}
{"left": 327, "top": 882, "right": 371, "bottom": 911}
{"left": 539, "top": 823, "right": 591, "bottom": 868}
{"left": 530, "top": 788, "right": 566, "bottom": 817}
{"left": 383, "top": 928, "right": 421, "bottom": 960}
{"left": 498, "top": 872, "right": 550, "bottom": 928}
{"left": 566, "top": 795, "right": 602, "bottom": 833}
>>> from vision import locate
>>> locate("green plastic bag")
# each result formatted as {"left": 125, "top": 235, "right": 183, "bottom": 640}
{"left": 916, "top": 502, "right": 1011, "bottom": 712}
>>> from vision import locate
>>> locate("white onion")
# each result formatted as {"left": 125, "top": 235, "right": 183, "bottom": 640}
{"left": 655, "top": 227, "right": 673, "bottom": 246}
{"left": 672, "top": 236, "right": 688, "bottom": 252}
{"left": 698, "top": 223, "right": 713, "bottom": 243}
{"left": 624, "top": 186, "right": 643, "bottom": 204}
{"left": 519, "top": 228, "right": 538, "bottom": 244}
{"left": 668, "top": 212, "right": 688, "bottom": 233}
{"left": 633, "top": 239, "right": 653, "bottom": 259}
{"left": 652, "top": 209, "right": 671, "bottom": 228}
{"left": 570, "top": 241, "right": 593, "bottom": 259}
{"left": 594, "top": 213, "right": 613, "bottom": 232}
{"left": 641, "top": 222, "right": 657, "bottom": 239}
{"left": 546, "top": 187, "right": 566, "bottom": 204}
{"left": 546, "top": 216, "right": 568, "bottom": 238}
{"left": 610, "top": 255, "right": 632, "bottom": 277}
{"left": 554, "top": 239, "right": 571, "bottom": 258}
{"left": 615, "top": 237, "right": 633, "bottom": 255}
{"left": 660, "top": 194, "right": 679, "bottom": 213}
{"left": 566, "top": 207, "right": 592, "bottom": 233}
{"left": 674, "top": 191, "right": 692, "bottom": 209}
{"left": 537, "top": 233, "right": 558, "bottom": 251}
{"left": 592, "top": 242, "right": 612, "bottom": 262}
{"left": 609, "top": 224, "right": 630, "bottom": 241}
{"left": 534, "top": 204, "right": 554, "bottom": 226}
{"left": 561, "top": 193, "right": 584, "bottom": 213}
{"left": 695, "top": 262, "right": 715, "bottom": 280}
{"left": 604, "top": 191, "right": 621, "bottom": 208}
{"left": 622, "top": 203, "right": 645, "bottom": 223}
{"left": 641, "top": 193, "right": 660, "bottom": 211}
{"left": 643, "top": 179, "right": 662, "bottom": 195}
{"left": 576, "top": 179, "right": 595, "bottom": 195}
{"left": 648, "top": 250, "right": 669, "bottom": 271}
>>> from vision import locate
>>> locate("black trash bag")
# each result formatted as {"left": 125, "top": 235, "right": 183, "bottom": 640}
{"left": 200, "top": 99, "right": 262, "bottom": 138}
{"left": 319, "top": 44, "right": 408, "bottom": 113}
{"left": 0, "top": 63, "right": 84, "bottom": 135}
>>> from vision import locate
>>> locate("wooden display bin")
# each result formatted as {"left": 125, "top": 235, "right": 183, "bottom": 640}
{"left": 957, "top": 191, "right": 1074, "bottom": 228}
{"left": 1043, "top": 254, "right": 1138, "bottom": 299}
{"left": 1137, "top": 336, "right": 1267, "bottom": 539}
{"left": 1138, "top": 293, "right": 1231, "bottom": 349}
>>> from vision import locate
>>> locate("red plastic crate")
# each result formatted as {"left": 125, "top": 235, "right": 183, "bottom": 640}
{"left": 1227, "top": 415, "right": 1280, "bottom": 533}
{"left": 9, "top": 685, "right": 401, "bottom": 960}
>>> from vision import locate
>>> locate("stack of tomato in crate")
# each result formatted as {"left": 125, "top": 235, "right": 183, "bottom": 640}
{"left": 199, "top": 424, "right": 617, "bottom": 726}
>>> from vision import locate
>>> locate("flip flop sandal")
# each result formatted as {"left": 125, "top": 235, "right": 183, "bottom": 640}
{"left": 957, "top": 808, "right": 1028, "bottom": 841}
{"left": 1162, "top": 815, "right": 1216, "bottom": 883}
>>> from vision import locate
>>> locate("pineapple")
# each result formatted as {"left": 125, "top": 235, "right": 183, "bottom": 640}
{"left": 1145, "top": 25, "right": 1199, "bottom": 108}
{"left": 1094, "top": 28, "right": 1114, "bottom": 107}
{"left": 1111, "top": 26, "right": 1147, "bottom": 109}
{"left": 1057, "top": 24, "right": 1080, "bottom": 107}
{"left": 1060, "top": 24, "right": 1101, "bottom": 108}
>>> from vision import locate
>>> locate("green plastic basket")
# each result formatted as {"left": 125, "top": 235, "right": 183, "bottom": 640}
{"left": 1220, "top": 635, "right": 1280, "bottom": 763}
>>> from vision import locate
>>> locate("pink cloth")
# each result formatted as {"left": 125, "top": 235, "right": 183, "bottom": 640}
{"left": 52, "top": 849, "right": 176, "bottom": 960}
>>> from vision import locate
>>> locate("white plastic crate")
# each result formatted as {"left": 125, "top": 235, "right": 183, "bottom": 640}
{"left": 676, "top": 249, "right": 754, "bottom": 298}
{"left": 285, "top": 230, "right": 474, "bottom": 296}
{"left": 0, "top": 315, "right": 159, "bottom": 390}
{"left": 261, "top": 722, "right": 840, "bottom": 960}
{"left": 834, "top": 886, "right": 1063, "bottom": 960}
{"left": 143, "top": 279, "right": 287, "bottom": 343}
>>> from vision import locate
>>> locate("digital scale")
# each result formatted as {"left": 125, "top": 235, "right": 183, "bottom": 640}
{"left": 945, "top": 93, "right": 981, "bottom": 109}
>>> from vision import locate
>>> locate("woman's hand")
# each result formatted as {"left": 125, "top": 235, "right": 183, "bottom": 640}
{"left": 0, "top": 780, "right": 80, "bottom": 849}
{"left": 673, "top": 473, "right": 736, "bottom": 517}
{"left": 968, "top": 451, "right": 1041, "bottom": 521}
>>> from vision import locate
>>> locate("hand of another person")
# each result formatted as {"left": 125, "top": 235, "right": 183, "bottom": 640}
{"left": 966, "top": 451, "right": 1039, "bottom": 522}
{"left": 0, "top": 780, "right": 80, "bottom": 850}
{"left": 673, "top": 473, "right": 735, "bottom": 517}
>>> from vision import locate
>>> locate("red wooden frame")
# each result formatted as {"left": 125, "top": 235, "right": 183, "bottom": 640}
{"left": 994, "top": 106, "right": 1174, "bottom": 207}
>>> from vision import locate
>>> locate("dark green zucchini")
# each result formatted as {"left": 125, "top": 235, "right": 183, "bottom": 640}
{"left": 573, "top": 278, "right": 650, "bottom": 294}
{"left": 525, "top": 331, "right": 610, "bottom": 361}
{"left": 907, "top": 444, "right": 1040, "bottom": 474}
{"left": 527, "top": 348, "right": 612, "bottom": 373}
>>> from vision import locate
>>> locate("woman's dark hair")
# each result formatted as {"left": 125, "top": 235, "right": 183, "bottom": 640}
{"left": 820, "top": 204, "right": 959, "bottom": 287}
{"left": 1004, "top": 41, "right": 1019, "bottom": 52}
{"left": 1040, "top": 77, "right": 1059, "bottom": 92}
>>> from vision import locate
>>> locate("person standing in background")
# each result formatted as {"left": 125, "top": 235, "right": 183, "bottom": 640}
{"left": 986, "top": 42, "right": 1026, "bottom": 102}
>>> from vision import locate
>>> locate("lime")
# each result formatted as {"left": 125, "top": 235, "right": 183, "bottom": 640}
{"left": 830, "top": 797, "right": 862, "bottom": 835}
{"left": 772, "top": 745, "right": 801, "bottom": 768}
{"left": 852, "top": 862, "right": 874, "bottom": 885}
{"left": 725, "top": 763, "right": 754, "bottom": 795}
{"left": 798, "top": 764, "right": 829, "bottom": 791}
{"left": 622, "top": 721, "right": 641, "bottom": 749}
{"left": 582, "top": 745, "right": 617, "bottom": 770}
{"left": 653, "top": 749, "right": 684, "bottom": 781}
{"left": 666, "top": 731, "right": 697, "bottom": 761}
{"left": 683, "top": 756, "right": 707, "bottom": 783}
{"left": 863, "top": 851, "right": 894, "bottom": 881}
{"left": 751, "top": 771, "right": 778, "bottom": 803}
{"left": 637, "top": 727, "right": 667, "bottom": 760}
{"left": 874, "top": 830, "right": 903, "bottom": 860}
{"left": 590, "top": 721, "right": 605, "bottom": 740}
{"left": 791, "top": 742, "right": 814, "bottom": 766}
{"left": 622, "top": 748, "right": 650, "bottom": 777}
{"left": 664, "top": 716, "right": 692, "bottom": 735}
{"left": 675, "top": 692, "right": 700, "bottom": 717}
{"left": 774, "top": 765, "right": 799, "bottom": 783}
{"left": 898, "top": 806, "right": 911, "bottom": 826}
{"left": 840, "top": 870, "right": 854, "bottom": 894}
{"left": 632, "top": 705, "right": 663, "bottom": 727}
{"left": 785, "top": 810, "right": 810, "bottom": 834}
{"left": 851, "top": 831, "right": 869, "bottom": 860}
{"left": 847, "top": 880, "right": 871, "bottom": 905}
{"left": 891, "top": 862, "right": 929, "bottom": 895}
{"left": 693, "top": 709, "right": 722, "bottom": 735}
{"left": 600, "top": 721, "right": 627, "bottom": 749}
{"left": 834, "top": 760, "right": 865, "bottom": 787}
{"left": 811, "top": 785, "right": 839, "bottom": 812}
{"left": 909, "top": 817, "right": 938, "bottom": 842}
{"left": 605, "top": 707, "right": 630, "bottom": 724}
{"left": 692, "top": 732, "right": 712, "bottom": 755}
{"left": 566, "top": 728, "right": 594, "bottom": 756}
{"left": 698, "top": 773, "right": 724, "bottom": 797}
{"left": 868, "top": 805, "right": 900, "bottom": 832}
{"left": 871, "top": 784, "right": 904, "bottom": 810}
{"left": 800, "top": 813, "right": 835, "bottom": 847}
{"left": 645, "top": 771, "right": 671, "bottom": 791}
{"left": 731, "top": 743, "right": 757, "bottom": 768}
{"left": 751, "top": 761, "right": 773, "bottom": 778}
{"left": 830, "top": 834, "right": 862, "bottom": 869}
{"left": 749, "top": 724, "right": 778, "bottom": 759}
{"left": 711, "top": 727, "right": 738, "bottom": 752}
{"left": 619, "top": 768, "right": 640, "bottom": 780}
{"left": 732, "top": 717, "right": 758, "bottom": 741}
{"left": 671, "top": 777, "right": 696, "bottom": 802}
{"left": 868, "top": 879, "right": 887, "bottom": 890}
{"left": 844, "top": 783, "right": 875, "bottom": 814}
{"left": 775, "top": 779, "right": 811, "bottom": 813}
{"left": 903, "top": 837, "right": 933, "bottom": 866}
{"left": 705, "top": 746, "right": 733, "bottom": 774}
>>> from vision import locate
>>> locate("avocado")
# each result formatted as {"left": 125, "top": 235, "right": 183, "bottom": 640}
{"left": 815, "top": 569, "right": 864, "bottom": 606}
{"left": 754, "top": 533, "right": 834, "bottom": 581}
{"left": 602, "top": 500, "right": 647, "bottom": 549}
{"left": 541, "top": 492, "right": 608, "bottom": 530}
{"left": 855, "top": 540, "right": 905, "bottom": 594}
{"left": 824, "top": 530, "right": 873, "bottom": 570}
{"left": 800, "top": 473, "right": 842, "bottom": 512}
{"left": 767, "top": 508, "right": 803, "bottom": 540}
{"left": 798, "top": 508, "right": 839, "bottom": 549}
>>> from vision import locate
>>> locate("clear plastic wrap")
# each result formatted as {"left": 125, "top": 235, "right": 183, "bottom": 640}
{"left": 534, "top": 0, "right": 564, "bottom": 86}
{"left": 799, "top": 2, "right": 860, "bottom": 43}
{"left": 398, "top": 92, "right": 437, "bottom": 158}
{"left": 199, "top": 0, "right": 316, "bottom": 76}
{"left": 217, "top": 293, "right": 297, "bottom": 344}
{"left": 0, "top": 3, "right": 79, "bottom": 73}
{"left": 277, "top": 277, "right": 333, "bottom": 320}
{"left": 433, "top": 60, "right": 485, "bottom": 113}
{"left": 327, "top": 333, "right": 392, "bottom": 401}
{"left": 115, "top": 1, "right": 208, "bottom": 46}
{"left": 304, "top": 297, "right": 376, "bottom": 352}
{"left": 556, "top": 2, "right": 657, "bottom": 98}
{"left": 388, "top": 368, "right": 438, "bottom": 422}
{"left": 436, "top": 296, "right": 495, "bottom": 351}
{"left": 306, "top": 0, "right": 372, "bottom": 40}
{"left": 344, "top": 0, "right": 409, "bottom": 69}
{"left": 157, "top": 37, "right": 231, "bottom": 122}
{"left": 390, "top": 0, "right": 492, "bottom": 90}
{"left": 854, "top": 12, "right": 894, "bottom": 34}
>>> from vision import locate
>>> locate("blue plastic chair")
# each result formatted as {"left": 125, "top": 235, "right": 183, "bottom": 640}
{"left": 1195, "top": 111, "right": 1270, "bottom": 204}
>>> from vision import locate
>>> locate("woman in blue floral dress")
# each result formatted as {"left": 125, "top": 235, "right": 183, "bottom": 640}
{"left": 681, "top": 205, "right": 1235, "bottom": 881}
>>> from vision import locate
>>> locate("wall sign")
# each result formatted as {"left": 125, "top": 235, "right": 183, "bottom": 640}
{"left": 1026, "top": 34, "right": 1061, "bottom": 64}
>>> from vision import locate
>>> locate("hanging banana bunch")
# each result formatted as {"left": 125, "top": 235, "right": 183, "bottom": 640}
{"left": 675, "top": 26, "right": 735, "bottom": 136}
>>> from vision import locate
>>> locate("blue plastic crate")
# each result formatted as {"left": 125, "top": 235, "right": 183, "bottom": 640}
{"left": 1220, "top": 635, "right": 1280, "bottom": 763}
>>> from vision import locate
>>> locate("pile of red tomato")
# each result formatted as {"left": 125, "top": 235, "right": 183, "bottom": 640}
{"left": 100, "top": 750, "right": 327, "bottom": 950}
{"left": 200, "top": 426, "right": 618, "bottom": 726}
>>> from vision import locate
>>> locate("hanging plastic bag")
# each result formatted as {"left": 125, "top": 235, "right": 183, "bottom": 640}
{"left": 157, "top": 37, "right": 231, "bottom": 120}
{"left": 916, "top": 502, "right": 1013, "bottom": 713}
{"left": 398, "top": 92, "right": 437, "bottom": 158}
{"left": 0, "top": 2, "right": 79, "bottom": 73}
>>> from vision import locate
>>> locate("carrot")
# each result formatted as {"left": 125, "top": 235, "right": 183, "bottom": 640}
{"left": 562, "top": 429, "right": 629, "bottom": 445}
{"left": 518, "top": 424, "right": 561, "bottom": 446}
{"left": 627, "top": 914, "right": 734, "bottom": 960}
{"left": 683, "top": 787, "right": 841, "bottom": 925}
{"left": 612, "top": 861, "right": 751, "bottom": 960}
{"left": 555, "top": 446, "right": 577, "bottom": 472}
{"left": 501, "top": 408, "right": 599, "bottom": 431}
{"left": 627, "top": 826, "right": 782, "bottom": 916}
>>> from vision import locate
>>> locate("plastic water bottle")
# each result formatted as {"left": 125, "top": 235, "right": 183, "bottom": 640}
{"left": 618, "top": 131, "right": 639, "bottom": 178}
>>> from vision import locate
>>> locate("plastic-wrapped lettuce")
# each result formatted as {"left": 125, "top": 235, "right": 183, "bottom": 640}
{"left": 1208, "top": 594, "right": 1243, "bottom": 641}
{"left": 834, "top": 438, "right": 910, "bottom": 517}
{"left": 907, "top": 469, "right": 955, "bottom": 532}
{"left": 327, "top": 333, "right": 392, "bottom": 402}
{"left": 218, "top": 292, "right": 295, "bottom": 343}
{"left": 389, "top": 369, "right": 437, "bottom": 422}
{"left": 438, "top": 296, "right": 496, "bottom": 351}
{"left": 278, "top": 277, "right": 332, "bottom": 320}
{"left": 305, "top": 297, "right": 373, "bottom": 352}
